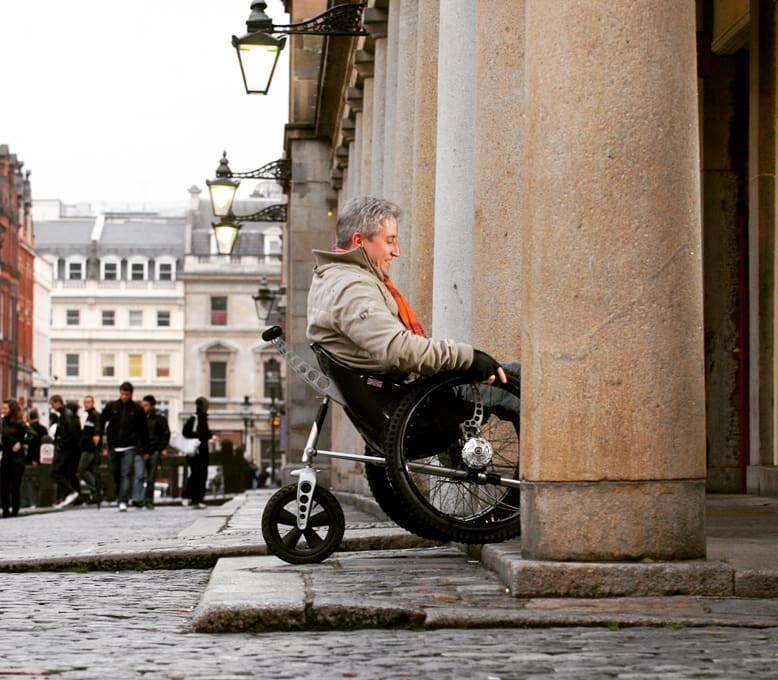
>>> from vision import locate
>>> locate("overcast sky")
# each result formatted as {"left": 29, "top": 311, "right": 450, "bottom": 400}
{"left": 0, "top": 0, "right": 289, "bottom": 211}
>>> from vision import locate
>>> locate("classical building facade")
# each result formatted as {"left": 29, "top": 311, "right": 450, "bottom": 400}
{"left": 274, "top": 0, "right": 778, "bottom": 561}
{"left": 33, "top": 188, "right": 285, "bottom": 470}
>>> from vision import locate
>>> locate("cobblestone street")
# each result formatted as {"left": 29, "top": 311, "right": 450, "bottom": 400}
{"left": 1, "top": 498, "right": 777, "bottom": 678}
{"left": 2, "top": 568, "right": 778, "bottom": 679}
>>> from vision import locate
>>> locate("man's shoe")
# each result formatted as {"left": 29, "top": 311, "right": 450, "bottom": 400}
{"left": 181, "top": 498, "right": 191, "bottom": 507}
{"left": 144, "top": 503, "right": 155, "bottom": 510}
{"left": 118, "top": 502, "right": 128, "bottom": 512}
{"left": 194, "top": 502, "right": 208, "bottom": 510}
{"left": 57, "top": 492, "right": 80, "bottom": 509}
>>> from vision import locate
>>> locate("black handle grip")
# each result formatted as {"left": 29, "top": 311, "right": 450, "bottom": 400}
{"left": 262, "top": 325, "right": 283, "bottom": 342}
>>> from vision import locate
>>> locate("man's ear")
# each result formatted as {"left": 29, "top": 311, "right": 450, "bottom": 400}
{"left": 349, "top": 233, "right": 364, "bottom": 249}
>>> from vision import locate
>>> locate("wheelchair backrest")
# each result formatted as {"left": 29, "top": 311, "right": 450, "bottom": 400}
{"left": 311, "top": 344, "right": 408, "bottom": 451}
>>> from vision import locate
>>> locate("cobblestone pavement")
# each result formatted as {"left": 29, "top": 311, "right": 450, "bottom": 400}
{"left": 1, "top": 495, "right": 777, "bottom": 678}
{"left": 1, "top": 568, "right": 777, "bottom": 679}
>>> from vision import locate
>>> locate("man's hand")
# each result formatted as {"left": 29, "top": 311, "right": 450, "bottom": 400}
{"left": 469, "top": 350, "right": 508, "bottom": 384}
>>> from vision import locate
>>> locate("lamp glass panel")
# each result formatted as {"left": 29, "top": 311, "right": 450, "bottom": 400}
{"left": 237, "top": 43, "right": 281, "bottom": 94}
{"left": 212, "top": 223, "right": 240, "bottom": 255}
{"left": 208, "top": 181, "right": 238, "bottom": 217}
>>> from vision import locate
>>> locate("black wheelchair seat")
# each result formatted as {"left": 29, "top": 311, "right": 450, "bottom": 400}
{"left": 311, "top": 344, "right": 409, "bottom": 451}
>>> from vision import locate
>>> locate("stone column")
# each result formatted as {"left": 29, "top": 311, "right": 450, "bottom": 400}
{"left": 749, "top": 0, "right": 777, "bottom": 474}
{"left": 407, "top": 1, "right": 439, "bottom": 327}
{"left": 381, "top": 0, "right": 401, "bottom": 200}
{"left": 521, "top": 1, "right": 706, "bottom": 560}
{"left": 432, "top": 0, "right": 476, "bottom": 340}
{"left": 471, "top": 0, "right": 524, "bottom": 357}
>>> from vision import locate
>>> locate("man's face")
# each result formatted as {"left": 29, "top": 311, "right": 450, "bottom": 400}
{"left": 141, "top": 400, "right": 153, "bottom": 414}
{"left": 360, "top": 216, "right": 400, "bottom": 277}
{"left": 119, "top": 390, "right": 132, "bottom": 403}
{"left": 84, "top": 397, "right": 94, "bottom": 410}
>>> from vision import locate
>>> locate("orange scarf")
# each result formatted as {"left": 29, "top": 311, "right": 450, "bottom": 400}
{"left": 384, "top": 277, "right": 425, "bottom": 337}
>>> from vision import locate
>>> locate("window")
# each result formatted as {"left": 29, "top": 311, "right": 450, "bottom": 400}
{"left": 130, "top": 262, "right": 146, "bottom": 281}
{"left": 129, "top": 310, "right": 143, "bottom": 327}
{"left": 102, "top": 310, "right": 115, "bottom": 326}
{"left": 157, "top": 311, "right": 171, "bottom": 327}
{"left": 102, "top": 261, "right": 119, "bottom": 280}
{"left": 65, "top": 353, "right": 79, "bottom": 377}
{"left": 209, "top": 361, "right": 226, "bottom": 398}
{"left": 67, "top": 261, "right": 83, "bottom": 280}
{"left": 66, "top": 309, "right": 80, "bottom": 326}
{"left": 158, "top": 262, "right": 174, "bottom": 281}
{"left": 211, "top": 296, "right": 227, "bottom": 325}
{"left": 128, "top": 353, "right": 142, "bottom": 378}
{"left": 101, "top": 353, "right": 115, "bottom": 378}
{"left": 156, "top": 354, "right": 170, "bottom": 378}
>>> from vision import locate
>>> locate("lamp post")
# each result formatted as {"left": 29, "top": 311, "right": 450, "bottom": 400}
{"left": 232, "top": 1, "right": 367, "bottom": 95}
{"left": 266, "top": 366, "right": 281, "bottom": 486}
{"left": 241, "top": 395, "right": 254, "bottom": 463}
{"left": 253, "top": 278, "right": 286, "bottom": 484}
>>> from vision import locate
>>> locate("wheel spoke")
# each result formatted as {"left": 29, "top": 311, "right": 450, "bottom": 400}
{"left": 303, "top": 527, "right": 324, "bottom": 547}
{"left": 282, "top": 526, "right": 303, "bottom": 548}
{"left": 276, "top": 507, "right": 298, "bottom": 526}
{"left": 308, "top": 508, "right": 331, "bottom": 527}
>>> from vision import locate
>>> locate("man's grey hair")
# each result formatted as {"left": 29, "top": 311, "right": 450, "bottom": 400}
{"left": 335, "top": 196, "right": 400, "bottom": 249}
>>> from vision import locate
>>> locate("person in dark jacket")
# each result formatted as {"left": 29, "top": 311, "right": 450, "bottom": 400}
{"left": 49, "top": 395, "right": 82, "bottom": 508}
{"left": 21, "top": 408, "right": 48, "bottom": 508}
{"left": 133, "top": 395, "right": 170, "bottom": 509}
{"left": 1, "top": 399, "right": 28, "bottom": 518}
{"left": 181, "top": 396, "right": 211, "bottom": 509}
{"left": 77, "top": 395, "right": 103, "bottom": 503}
{"left": 100, "top": 382, "right": 150, "bottom": 512}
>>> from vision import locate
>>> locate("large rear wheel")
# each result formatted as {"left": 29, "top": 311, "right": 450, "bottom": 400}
{"left": 384, "top": 372, "right": 521, "bottom": 544}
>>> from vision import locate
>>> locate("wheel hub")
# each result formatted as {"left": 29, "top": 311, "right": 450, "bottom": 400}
{"left": 461, "top": 437, "right": 493, "bottom": 469}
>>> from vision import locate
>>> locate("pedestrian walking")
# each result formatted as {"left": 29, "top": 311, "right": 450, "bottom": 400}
{"left": 133, "top": 395, "right": 170, "bottom": 509}
{"left": 77, "top": 395, "right": 103, "bottom": 503}
{"left": 48, "top": 395, "right": 82, "bottom": 508}
{"left": 100, "top": 382, "right": 150, "bottom": 512}
{"left": 1, "top": 399, "right": 27, "bottom": 518}
{"left": 21, "top": 408, "right": 47, "bottom": 508}
{"left": 181, "top": 397, "right": 211, "bottom": 509}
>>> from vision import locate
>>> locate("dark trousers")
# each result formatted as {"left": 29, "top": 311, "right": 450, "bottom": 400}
{"left": 110, "top": 447, "right": 137, "bottom": 504}
{"left": 51, "top": 448, "right": 79, "bottom": 499}
{"left": 1, "top": 454, "right": 25, "bottom": 517}
{"left": 184, "top": 452, "right": 208, "bottom": 504}
{"left": 77, "top": 450, "right": 98, "bottom": 496}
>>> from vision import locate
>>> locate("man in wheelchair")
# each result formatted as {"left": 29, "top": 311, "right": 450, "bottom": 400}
{"left": 307, "top": 195, "right": 508, "bottom": 386}
{"left": 306, "top": 195, "right": 519, "bottom": 465}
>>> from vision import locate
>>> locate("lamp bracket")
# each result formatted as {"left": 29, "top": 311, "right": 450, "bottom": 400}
{"left": 235, "top": 203, "right": 288, "bottom": 223}
{"left": 231, "top": 159, "right": 291, "bottom": 183}
{"left": 270, "top": 2, "right": 367, "bottom": 36}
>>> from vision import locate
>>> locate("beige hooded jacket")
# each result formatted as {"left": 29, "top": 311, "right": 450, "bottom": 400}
{"left": 306, "top": 246, "right": 474, "bottom": 375}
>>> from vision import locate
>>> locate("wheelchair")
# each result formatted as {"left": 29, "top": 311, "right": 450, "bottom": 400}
{"left": 259, "top": 326, "right": 522, "bottom": 564}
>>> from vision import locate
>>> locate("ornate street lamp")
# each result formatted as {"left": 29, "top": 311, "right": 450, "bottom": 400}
{"left": 232, "top": 1, "right": 367, "bottom": 95}
{"left": 206, "top": 151, "right": 291, "bottom": 218}
{"left": 253, "top": 276, "right": 286, "bottom": 326}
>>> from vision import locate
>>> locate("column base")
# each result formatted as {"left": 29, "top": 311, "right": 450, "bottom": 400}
{"left": 521, "top": 479, "right": 706, "bottom": 561}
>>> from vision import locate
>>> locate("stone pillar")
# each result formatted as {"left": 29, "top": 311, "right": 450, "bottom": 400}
{"left": 381, "top": 0, "right": 401, "bottom": 200}
{"left": 432, "top": 0, "right": 476, "bottom": 340}
{"left": 364, "top": 7, "right": 388, "bottom": 194}
{"left": 749, "top": 0, "right": 777, "bottom": 473}
{"left": 407, "top": 1, "right": 439, "bottom": 327}
{"left": 286, "top": 139, "right": 337, "bottom": 466}
{"left": 471, "top": 0, "right": 524, "bottom": 357}
{"left": 522, "top": 1, "right": 706, "bottom": 560}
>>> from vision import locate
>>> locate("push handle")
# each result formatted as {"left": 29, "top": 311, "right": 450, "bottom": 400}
{"left": 262, "top": 325, "right": 284, "bottom": 342}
